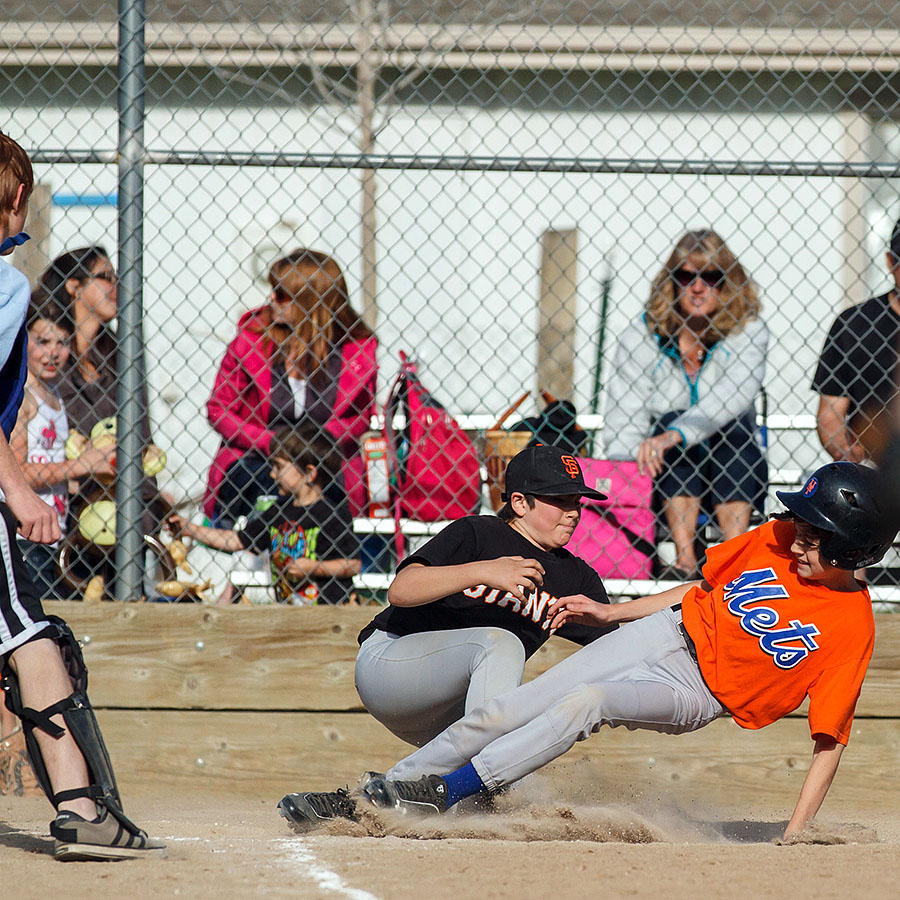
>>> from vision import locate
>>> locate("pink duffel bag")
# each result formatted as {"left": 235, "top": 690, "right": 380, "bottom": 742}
{"left": 567, "top": 459, "right": 656, "bottom": 579}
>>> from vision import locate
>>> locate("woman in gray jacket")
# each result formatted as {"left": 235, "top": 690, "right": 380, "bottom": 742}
{"left": 603, "top": 229, "right": 768, "bottom": 578}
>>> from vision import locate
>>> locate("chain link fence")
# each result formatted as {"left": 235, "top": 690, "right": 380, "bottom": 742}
{"left": 3, "top": 1, "right": 900, "bottom": 606}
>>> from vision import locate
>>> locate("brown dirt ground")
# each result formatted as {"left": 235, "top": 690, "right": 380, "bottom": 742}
{"left": 2, "top": 764, "right": 899, "bottom": 900}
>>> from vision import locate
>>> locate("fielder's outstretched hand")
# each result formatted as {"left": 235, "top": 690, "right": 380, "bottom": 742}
{"left": 547, "top": 594, "right": 615, "bottom": 632}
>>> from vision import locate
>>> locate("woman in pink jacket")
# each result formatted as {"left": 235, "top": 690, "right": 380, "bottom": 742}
{"left": 204, "top": 249, "right": 377, "bottom": 526}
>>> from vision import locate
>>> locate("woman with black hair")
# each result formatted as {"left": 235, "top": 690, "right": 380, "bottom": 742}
{"left": 38, "top": 247, "right": 141, "bottom": 439}
{"left": 37, "top": 248, "right": 166, "bottom": 593}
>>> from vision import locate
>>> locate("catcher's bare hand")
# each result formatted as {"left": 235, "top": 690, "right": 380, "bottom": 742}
{"left": 547, "top": 594, "right": 615, "bottom": 632}
{"left": 6, "top": 485, "right": 60, "bottom": 544}
{"left": 479, "top": 556, "right": 545, "bottom": 603}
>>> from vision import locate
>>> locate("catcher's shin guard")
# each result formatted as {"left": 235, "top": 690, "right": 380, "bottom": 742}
{"left": 1, "top": 616, "right": 142, "bottom": 836}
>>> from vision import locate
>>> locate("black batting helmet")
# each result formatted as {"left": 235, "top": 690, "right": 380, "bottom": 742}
{"left": 776, "top": 462, "right": 897, "bottom": 569}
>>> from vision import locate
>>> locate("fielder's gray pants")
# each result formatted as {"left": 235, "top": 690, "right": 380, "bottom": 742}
{"left": 355, "top": 627, "right": 527, "bottom": 747}
{"left": 387, "top": 607, "right": 725, "bottom": 789}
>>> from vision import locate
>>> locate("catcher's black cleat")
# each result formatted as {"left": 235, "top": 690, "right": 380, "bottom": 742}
{"left": 362, "top": 774, "right": 449, "bottom": 816}
{"left": 278, "top": 789, "right": 358, "bottom": 833}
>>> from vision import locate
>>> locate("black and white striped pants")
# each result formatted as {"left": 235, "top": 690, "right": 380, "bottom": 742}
{"left": 0, "top": 502, "right": 50, "bottom": 659}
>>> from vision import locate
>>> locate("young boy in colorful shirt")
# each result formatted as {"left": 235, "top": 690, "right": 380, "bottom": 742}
{"left": 280, "top": 461, "right": 894, "bottom": 841}
{"left": 169, "top": 426, "right": 360, "bottom": 605}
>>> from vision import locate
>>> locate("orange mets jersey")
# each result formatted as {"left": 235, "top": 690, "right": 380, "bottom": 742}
{"left": 681, "top": 520, "right": 874, "bottom": 744}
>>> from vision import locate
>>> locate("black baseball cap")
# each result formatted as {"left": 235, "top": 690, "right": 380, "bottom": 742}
{"left": 501, "top": 444, "right": 607, "bottom": 502}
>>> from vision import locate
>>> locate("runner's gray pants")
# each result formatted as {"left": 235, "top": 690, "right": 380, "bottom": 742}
{"left": 356, "top": 626, "right": 527, "bottom": 747}
{"left": 387, "top": 607, "right": 725, "bottom": 788}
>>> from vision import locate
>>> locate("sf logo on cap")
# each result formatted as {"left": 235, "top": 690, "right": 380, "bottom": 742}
{"left": 561, "top": 455, "right": 581, "bottom": 479}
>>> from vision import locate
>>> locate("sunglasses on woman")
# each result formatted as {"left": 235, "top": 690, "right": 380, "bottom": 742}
{"left": 672, "top": 267, "right": 725, "bottom": 289}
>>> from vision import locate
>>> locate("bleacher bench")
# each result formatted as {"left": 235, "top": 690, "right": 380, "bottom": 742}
{"left": 348, "top": 411, "right": 898, "bottom": 608}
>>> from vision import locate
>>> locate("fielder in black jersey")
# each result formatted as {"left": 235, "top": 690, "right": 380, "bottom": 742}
{"left": 358, "top": 516, "right": 611, "bottom": 659}
{"left": 280, "top": 444, "right": 617, "bottom": 828}
{"left": 333, "top": 446, "right": 617, "bottom": 756}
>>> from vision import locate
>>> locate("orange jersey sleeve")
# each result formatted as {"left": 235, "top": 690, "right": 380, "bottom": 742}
{"left": 806, "top": 650, "right": 873, "bottom": 744}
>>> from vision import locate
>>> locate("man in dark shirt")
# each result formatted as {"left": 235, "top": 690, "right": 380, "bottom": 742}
{"left": 812, "top": 217, "right": 900, "bottom": 461}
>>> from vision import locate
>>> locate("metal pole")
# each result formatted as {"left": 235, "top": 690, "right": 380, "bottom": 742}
{"left": 588, "top": 261, "right": 613, "bottom": 456}
{"left": 115, "top": 0, "right": 146, "bottom": 602}
{"left": 356, "top": 0, "right": 379, "bottom": 331}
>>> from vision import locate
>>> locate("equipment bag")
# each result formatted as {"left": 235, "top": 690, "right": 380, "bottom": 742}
{"left": 567, "top": 459, "right": 656, "bottom": 579}
{"left": 384, "top": 352, "right": 481, "bottom": 540}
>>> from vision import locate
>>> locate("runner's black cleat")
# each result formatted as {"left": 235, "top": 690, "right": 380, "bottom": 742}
{"left": 362, "top": 774, "right": 449, "bottom": 816}
{"left": 278, "top": 789, "right": 358, "bottom": 833}
{"left": 357, "top": 771, "right": 385, "bottom": 791}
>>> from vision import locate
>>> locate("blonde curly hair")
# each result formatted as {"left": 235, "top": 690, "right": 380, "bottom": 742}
{"left": 644, "top": 230, "right": 760, "bottom": 342}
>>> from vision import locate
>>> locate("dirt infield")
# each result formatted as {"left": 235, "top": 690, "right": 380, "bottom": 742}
{"left": 2, "top": 607, "right": 898, "bottom": 899}
{"left": 2, "top": 764, "right": 899, "bottom": 900}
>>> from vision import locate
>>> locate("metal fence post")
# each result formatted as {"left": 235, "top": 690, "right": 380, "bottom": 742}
{"left": 115, "top": 0, "right": 146, "bottom": 602}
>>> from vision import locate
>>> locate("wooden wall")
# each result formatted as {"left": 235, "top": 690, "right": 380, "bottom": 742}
{"left": 44, "top": 603, "right": 900, "bottom": 808}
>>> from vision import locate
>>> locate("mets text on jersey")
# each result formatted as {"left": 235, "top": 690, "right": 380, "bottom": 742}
{"left": 723, "top": 567, "right": 820, "bottom": 669}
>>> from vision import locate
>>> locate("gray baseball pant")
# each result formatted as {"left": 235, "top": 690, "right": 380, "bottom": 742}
{"left": 387, "top": 607, "right": 725, "bottom": 788}
{"left": 355, "top": 626, "right": 527, "bottom": 747}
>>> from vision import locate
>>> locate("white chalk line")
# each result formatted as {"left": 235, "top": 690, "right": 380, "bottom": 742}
{"left": 275, "top": 838, "right": 381, "bottom": 900}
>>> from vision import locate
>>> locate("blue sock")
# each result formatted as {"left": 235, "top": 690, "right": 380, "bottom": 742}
{"left": 441, "top": 763, "right": 486, "bottom": 808}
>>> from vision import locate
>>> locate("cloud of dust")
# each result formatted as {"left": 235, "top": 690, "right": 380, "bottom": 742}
{"left": 310, "top": 767, "right": 882, "bottom": 845}
{"left": 322, "top": 798, "right": 660, "bottom": 843}
{"left": 774, "top": 822, "right": 879, "bottom": 846}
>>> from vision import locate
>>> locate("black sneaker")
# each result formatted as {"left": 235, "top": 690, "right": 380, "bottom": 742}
{"left": 278, "top": 789, "right": 358, "bottom": 833}
{"left": 362, "top": 775, "right": 449, "bottom": 816}
{"left": 357, "top": 771, "right": 385, "bottom": 790}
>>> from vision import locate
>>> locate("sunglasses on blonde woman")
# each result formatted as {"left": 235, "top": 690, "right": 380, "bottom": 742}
{"left": 672, "top": 267, "right": 725, "bottom": 289}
